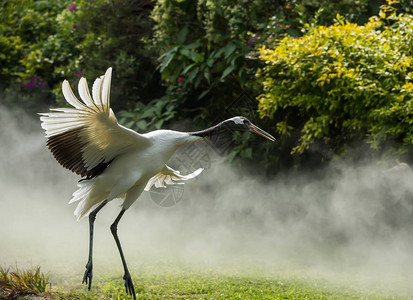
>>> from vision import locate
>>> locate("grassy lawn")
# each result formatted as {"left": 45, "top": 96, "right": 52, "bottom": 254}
{"left": 65, "top": 273, "right": 392, "bottom": 299}
{"left": 3, "top": 261, "right": 410, "bottom": 299}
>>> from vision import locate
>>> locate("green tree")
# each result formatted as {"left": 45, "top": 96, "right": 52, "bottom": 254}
{"left": 0, "top": 0, "right": 69, "bottom": 110}
{"left": 60, "top": 0, "right": 162, "bottom": 112}
{"left": 0, "top": 0, "right": 161, "bottom": 113}
{"left": 151, "top": 0, "right": 384, "bottom": 170}
{"left": 257, "top": 2, "right": 413, "bottom": 164}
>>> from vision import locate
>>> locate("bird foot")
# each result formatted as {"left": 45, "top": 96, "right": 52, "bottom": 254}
{"left": 82, "top": 261, "right": 93, "bottom": 290}
{"left": 123, "top": 272, "right": 136, "bottom": 299}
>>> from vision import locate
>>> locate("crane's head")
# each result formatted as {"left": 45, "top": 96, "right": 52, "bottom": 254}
{"left": 225, "top": 116, "right": 276, "bottom": 142}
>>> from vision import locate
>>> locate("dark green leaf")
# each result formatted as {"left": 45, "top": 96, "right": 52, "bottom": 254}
{"left": 220, "top": 65, "right": 235, "bottom": 80}
{"left": 183, "top": 63, "right": 196, "bottom": 75}
{"left": 204, "top": 68, "right": 211, "bottom": 84}
{"left": 177, "top": 26, "right": 189, "bottom": 44}
{"left": 187, "top": 68, "right": 198, "bottom": 82}
{"left": 198, "top": 89, "right": 210, "bottom": 100}
{"left": 224, "top": 42, "right": 237, "bottom": 59}
{"left": 159, "top": 50, "right": 176, "bottom": 72}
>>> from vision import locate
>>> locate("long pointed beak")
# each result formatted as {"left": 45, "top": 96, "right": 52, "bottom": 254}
{"left": 249, "top": 124, "right": 276, "bottom": 142}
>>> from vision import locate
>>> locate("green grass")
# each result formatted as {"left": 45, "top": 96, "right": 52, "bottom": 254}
{"left": 0, "top": 266, "right": 50, "bottom": 299}
{"left": 2, "top": 263, "right": 410, "bottom": 299}
{"left": 100, "top": 273, "right": 369, "bottom": 299}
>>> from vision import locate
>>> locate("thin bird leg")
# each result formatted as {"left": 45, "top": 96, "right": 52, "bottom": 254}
{"left": 110, "top": 209, "right": 136, "bottom": 300}
{"left": 82, "top": 199, "right": 108, "bottom": 290}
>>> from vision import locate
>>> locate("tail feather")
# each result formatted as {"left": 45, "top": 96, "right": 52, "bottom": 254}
{"left": 70, "top": 180, "right": 99, "bottom": 221}
{"left": 69, "top": 180, "right": 93, "bottom": 204}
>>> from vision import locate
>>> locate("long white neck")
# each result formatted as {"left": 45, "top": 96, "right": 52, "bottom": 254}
{"left": 143, "top": 129, "right": 202, "bottom": 148}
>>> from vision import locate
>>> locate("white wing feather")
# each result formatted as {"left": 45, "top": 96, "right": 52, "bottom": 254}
{"left": 62, "top": 80, "right": 83, "bottom": 109}
{"left": 39, "top": 67, "right": 149, "bottom": 178}
{"left": 78, "top": 77, "right": 96, "bottom": 107}
{"left": 144, "top": 165, "right": 203, "bottom": 191}
{"left": 101, "top": 68, "right": 111, "bottom": 111}
{"left": 92, "top": 77, "right": 103, "bottom": 106}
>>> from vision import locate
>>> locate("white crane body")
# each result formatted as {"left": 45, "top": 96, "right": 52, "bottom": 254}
{"left": 70, "top": 129, "right": 201, "bottom": 219}
{"left": 39, "top": 67, "right": 275, "bottom": 299}
{"left": 40, "top": 68, "right": 203, "bottom": 220}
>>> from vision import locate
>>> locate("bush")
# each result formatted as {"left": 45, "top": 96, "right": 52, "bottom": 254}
{"left": 58, "top": 0, "right": 162, "bottom": 112}
{"left": 257, "top": 2, "right": 413, "bottom": 162}
{"left": 0, "top": 0, "right": 161, "bottom": 113}
{"left": 0, "top": 266, "right": 49, "bottom": 299}
{"left": 151, "top": 0, "right": 373, "bottom": 121}
{"left": 150, "top": 0, "right": 396, "bottom": 172}
{"left": 0, "top": 0, "right": 69, "bottom": 109}
{"left": 150, "top": 0, "right": 285, "bottom": 170}
{"left": 151, "top": 0, "right": 281, "bottom": 123}
{"left": 2, "top": 0, "right": 412, "bottom": 170}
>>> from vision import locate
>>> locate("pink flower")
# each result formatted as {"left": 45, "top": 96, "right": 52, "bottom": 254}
{"left": 68, "top": 3, "right": 76, "bottom": 12}
{"left": 177, "top": 76, "right": 185, "bottom": 83}
{"left": 75, "top": 70, "right": 82, "bottom": 77}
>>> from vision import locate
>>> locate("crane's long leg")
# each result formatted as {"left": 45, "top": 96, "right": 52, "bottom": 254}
{"left": 82, "top": 199, "right": 108, "bottom": 290}
{"left": 110, "top": 209, "right": 136, "bottom": 299}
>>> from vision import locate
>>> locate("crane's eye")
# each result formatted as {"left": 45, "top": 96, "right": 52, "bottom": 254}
{"left": 243, "top": 119, "right": 248, "bottom": 125}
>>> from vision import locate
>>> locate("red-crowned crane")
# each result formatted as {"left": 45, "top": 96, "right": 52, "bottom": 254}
{"left": 39, "top": 67, "right": 275, "bottom": 299}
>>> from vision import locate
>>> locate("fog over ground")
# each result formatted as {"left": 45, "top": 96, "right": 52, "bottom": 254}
{"left": 1, "top": 106, "right": 413, "bottom": 296}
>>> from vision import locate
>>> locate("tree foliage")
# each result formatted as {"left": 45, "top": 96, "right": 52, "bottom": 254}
{"left": 257, "top": 2, "right": 413, "bottom": 162}
{"left": 151, "top": 0, "right": 277, "bottom": 123}
{"left": 1, "top": 0, "right": 412, "bottom": 171}
{"left": 0, "top": 0, "right": 161, "bottom": 112}
{"left": 150, "top": 0, "right": 378, "bottom": 123}
{"left": 60, "top": 0, "right": 161, "bottom": 111}
{"left": 0, "top": 0, "right": 69, "bottom": 110}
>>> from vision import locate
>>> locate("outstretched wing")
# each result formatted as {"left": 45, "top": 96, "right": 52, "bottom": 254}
{"left": 39, "top": 68, "right": 149, "bottom": 179}
{"left": 144, "top": 165, "right": 203, "bottom": 191}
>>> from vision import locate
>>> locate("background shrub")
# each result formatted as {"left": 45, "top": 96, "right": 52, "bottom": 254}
{"left": 257, "top": 4, "right": 413, "bottom": 165}
{"left": 1, "top": 0, "right": 412, "bottom": 172}
{"left": 0, "top": 0, "right": 162, "bottom": 113}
